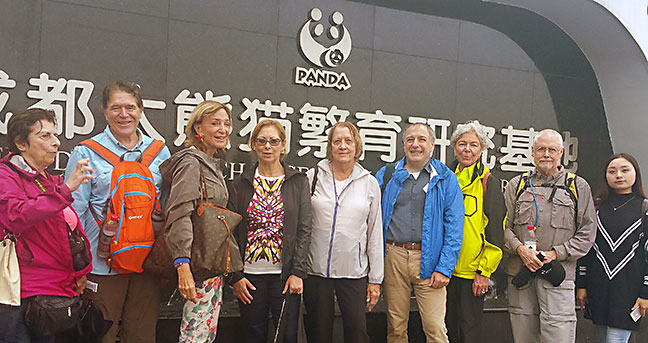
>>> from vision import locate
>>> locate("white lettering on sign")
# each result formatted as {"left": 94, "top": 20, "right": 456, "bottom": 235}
{"left": 499, "top": 125, "right": 536, "bottom": 172}
{"left": 54, "top": 151, "right": 70, "bottom": 172}
{"left": 562, "top": 131, "right": 579, "bottom": 172}
{"left": 0, "top": 66, "right": 581, "bottom": 174}
{"left": 480, "top": 122, "right": 497, "bottom": 170}
{"left": 294, "top": 67, "right": 351, "bottom": 91}
{"left": 356, "top": 110, "right": 402, "bottom": 162}
{"left": 238, "top": 98, "right": 294, "bottom": 153}
{"left": 141, "top": 98, "right": 167, "bottom": 142}
{"left": 227, "top": 162, "right": 246, "bottom": 181}
{"left": 0, "top": 70, "right": 16, "bottom": 134}
{"left": 408, "top": 117, "right": 451, "bottom": 164}
{"left": 173, "top": 89, "right": 232, "bottom": 147}
{"left": 297, "top": 102, "right": 349, "bottom": 158}
{"left": 27, "top": 73, "right": 95, "bottom": 139}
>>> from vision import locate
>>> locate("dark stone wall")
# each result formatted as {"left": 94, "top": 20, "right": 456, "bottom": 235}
{"left": 1, "top": 0, "right": 569, "bottom": 180}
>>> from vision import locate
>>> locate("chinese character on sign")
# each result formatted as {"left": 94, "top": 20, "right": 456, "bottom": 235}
{"left": 26, "top": 73, "right": 95, "bottom": 139}
{"left": 141, "top": 98, "right": 167, "bottom": 142}
{"left": 499, "top": 125, "right": 536, "bottom": 172}
{"left": 355, "top": 110, "right": 402, "bottom": 162}
{"left": 297, "top": 102, "right": 350, "bottom": 158}
{"left": 408, "top": 117, "right": 451, "bottom": 164}
{"left": 562, "top": 131, "right": 578, "bottom": 172}
{"left": 238, "top": 98, "right": 294, "bottom": 152}
{"left": 479, "top": 121, "right": 496, "bottom": 170}
{"left": 0, "top": 69, "right": 16, "bottom": 134}
{"left": 173, "top": 89, "right": 232, "bottom": 146}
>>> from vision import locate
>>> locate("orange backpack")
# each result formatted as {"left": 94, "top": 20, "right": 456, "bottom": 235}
{"left": 80, "top": 139, "right": 165, "bottom": 273}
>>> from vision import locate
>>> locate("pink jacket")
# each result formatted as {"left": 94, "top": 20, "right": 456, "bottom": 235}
{"left": 0, "top": 153, "right": 92, "bottom": 298}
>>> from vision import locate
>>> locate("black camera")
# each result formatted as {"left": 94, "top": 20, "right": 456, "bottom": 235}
{"left": 512, "top": 252, "right": 565, "bottom": 288}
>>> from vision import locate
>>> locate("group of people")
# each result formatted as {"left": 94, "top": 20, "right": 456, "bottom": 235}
{"left": 0, "top": 80, "right": 646, "bottom": 343}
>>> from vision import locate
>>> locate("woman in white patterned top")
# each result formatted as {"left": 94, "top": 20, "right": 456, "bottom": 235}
{"left": 228, "top": 120, "right": 312, "bottom": 343}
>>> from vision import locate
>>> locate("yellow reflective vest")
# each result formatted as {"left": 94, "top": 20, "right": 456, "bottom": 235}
{"left": 451, "top": 160, "right": 505, "bottom": 279}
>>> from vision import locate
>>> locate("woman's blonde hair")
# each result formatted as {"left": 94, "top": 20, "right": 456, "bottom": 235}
{"left": 184, "top": 101, "right": 232, "bottom": 153}
{"left": 249, "top": 119, "right": 287, "bottom": 161}
{"left": 326, "top": 122, "right": 363, "bottom": 161}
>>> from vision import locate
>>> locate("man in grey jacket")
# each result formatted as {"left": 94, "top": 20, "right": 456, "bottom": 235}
{"left": 503, "top": 129, "right": 596, "bottom": 343}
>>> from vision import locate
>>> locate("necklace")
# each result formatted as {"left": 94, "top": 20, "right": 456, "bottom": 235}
{"left": 611, "top": 195, "right": 635, "bottom": 211}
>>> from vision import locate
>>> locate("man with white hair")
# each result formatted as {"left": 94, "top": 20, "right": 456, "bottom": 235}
{"left": 503, "top": 129, "right": 596, "bottom": 342}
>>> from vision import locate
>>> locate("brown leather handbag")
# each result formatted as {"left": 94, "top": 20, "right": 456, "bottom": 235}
{"left": 143, "top": 167, "right": 243, "bottom": 279}
{"left": 190, "top": 167, "right": 243, "bottom": 275}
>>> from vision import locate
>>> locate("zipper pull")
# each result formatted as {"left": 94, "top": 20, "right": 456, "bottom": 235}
{"left": 68, "top": 306, "right": 72, "bottom": 317}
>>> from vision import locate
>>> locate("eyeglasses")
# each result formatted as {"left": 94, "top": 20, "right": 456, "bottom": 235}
{"left": 254, "top": 138, "right": 283, "bottom": 146}
{"left": 535, "top": 146, "right": 560, "bottom": 155}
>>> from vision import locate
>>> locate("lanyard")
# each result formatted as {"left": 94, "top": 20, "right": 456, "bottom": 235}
{"left": 527, "top": 171, "right": 540, "bottom": 228}
{"left": 327, "top": 172, "right": 353, "bottom": 277}
{"left": 332, "top": 174, "right": 353, "bottom": 205}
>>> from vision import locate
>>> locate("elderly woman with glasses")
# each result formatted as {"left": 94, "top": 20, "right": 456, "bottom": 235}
{"left": 0, "top": 108, "right": 93, "bottom": 343}
{"left": 228, "top": 120, "right": 312, "bottom": 343}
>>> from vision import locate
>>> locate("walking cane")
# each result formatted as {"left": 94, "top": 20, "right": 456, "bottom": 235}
{"left": 273, "top": 298, "right": 287, "bottom": 343}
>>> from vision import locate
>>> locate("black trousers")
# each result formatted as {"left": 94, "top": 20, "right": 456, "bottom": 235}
{"left": 445, "top": 276, "right": 485, "bottom": 343}
{"left": 0, "top": 301, "right": 55, "bottom": 343}
{"left": 237, "top": 274, "right": 300, "bottom": 343}
{"left": 303, "top": 275, "right": 369, "bottom": 343}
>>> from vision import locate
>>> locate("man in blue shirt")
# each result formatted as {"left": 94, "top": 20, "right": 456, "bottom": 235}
{"left": 376, "top": 123, "right": 464, "bottom": 343}
{"left": 66, "top": 81, "right": 170, "bottom": 343}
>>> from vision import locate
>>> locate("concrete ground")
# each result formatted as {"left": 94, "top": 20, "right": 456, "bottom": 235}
{"left": 154, "top": 284, "right": 648, "bottom": 342}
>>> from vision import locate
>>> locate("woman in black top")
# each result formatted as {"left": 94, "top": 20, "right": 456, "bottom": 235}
{"left": 576, "top": 153, "right": 648, "bottom": 342}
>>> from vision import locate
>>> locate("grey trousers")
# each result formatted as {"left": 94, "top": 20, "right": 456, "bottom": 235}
{"left": 507, "top": 276, "right": 576, "bottom": 343}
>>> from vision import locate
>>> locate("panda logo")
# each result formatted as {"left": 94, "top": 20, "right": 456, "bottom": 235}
{"left": 298, "top": 8, "right": 352, "bottom": 68}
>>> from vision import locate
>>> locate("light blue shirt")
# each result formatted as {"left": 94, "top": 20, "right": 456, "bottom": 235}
{"left": 65, "top": 126, "right": 171, "bottom": 275}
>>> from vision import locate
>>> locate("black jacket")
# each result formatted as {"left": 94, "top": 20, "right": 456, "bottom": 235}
{"left": 227, "top": 162, "right": 312, "bottom": 284}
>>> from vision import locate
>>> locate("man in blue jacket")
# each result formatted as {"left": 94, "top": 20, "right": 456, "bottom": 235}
{"left": 376, "top": 123, "right": 464, "bottom": 343}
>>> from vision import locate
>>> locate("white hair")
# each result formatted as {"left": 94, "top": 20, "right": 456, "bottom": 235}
{"left": 533, "top": 129, "right": 564, "bottom": 148}
{"left": 450, "top": 120, "right": 490, "bottom": 148}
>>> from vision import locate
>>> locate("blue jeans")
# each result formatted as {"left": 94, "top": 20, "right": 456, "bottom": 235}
{"left": 0, "top": 301, "right": 55, "bottom": 343}
{"left": 595, "top": 325, "right": 632, "bottom": 343}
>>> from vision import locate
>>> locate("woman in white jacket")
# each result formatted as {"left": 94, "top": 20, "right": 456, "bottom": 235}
{"left": 304, "top": 122, "right": 383, "bottom": 343}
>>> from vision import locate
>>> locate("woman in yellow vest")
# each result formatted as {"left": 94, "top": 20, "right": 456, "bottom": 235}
{"left": 446, "top": 120, "right": 506, "bottom": 343}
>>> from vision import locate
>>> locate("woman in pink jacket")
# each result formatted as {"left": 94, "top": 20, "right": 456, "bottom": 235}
{"left": 0, "top": 108, "right": 94, "bottom": 343}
